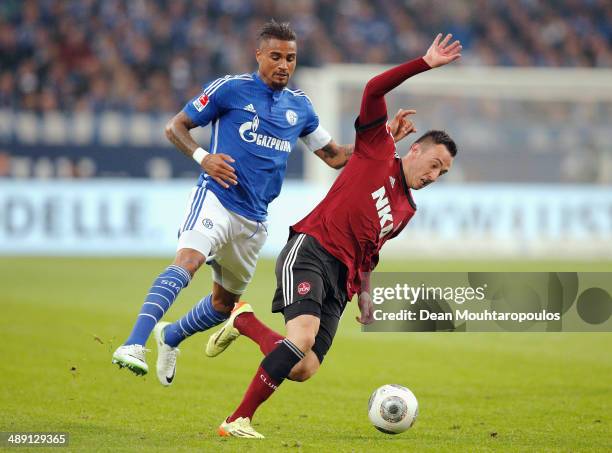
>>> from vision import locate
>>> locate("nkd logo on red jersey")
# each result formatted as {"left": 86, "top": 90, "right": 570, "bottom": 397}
{"left": 371, "top": 186, "right": 394, "bottom": 238}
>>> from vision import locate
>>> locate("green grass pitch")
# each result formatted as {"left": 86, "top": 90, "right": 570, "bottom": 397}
{"left": 1, "top": 257, "right": 611, "bottom": 452}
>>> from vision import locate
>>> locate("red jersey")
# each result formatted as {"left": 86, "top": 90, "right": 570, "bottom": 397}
{"left": 293, "top": 57, "right": 432, "bottom": 300}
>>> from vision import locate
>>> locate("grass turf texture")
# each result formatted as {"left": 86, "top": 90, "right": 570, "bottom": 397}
{"left": 1, "top": 258, "right": 611, "bottom": 452}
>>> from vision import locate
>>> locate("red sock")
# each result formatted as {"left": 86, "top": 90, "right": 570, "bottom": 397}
{"left": 227, "top": 366, "right": 279, "bottom": 422}
{"left": 235, "top": 312, "right": 284, "bottom": 355}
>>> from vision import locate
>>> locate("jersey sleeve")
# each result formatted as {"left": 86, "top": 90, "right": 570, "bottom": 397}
{"left": 354, "top": 58, "right": 431, "bottom": 158}
{"left": 182, "top": 77, "right": 232, "bottom": 127}
{"left": 354, "top": 115, "right": 393, "bottom": 153}
{"left": 356, "top": 247, "right": 380, "bottom": 294}
{"left": 352, "top": 112, "right": 396, "bottom": 161}
{"left": 299, "top": 98, "right": 331, "bottom": 152}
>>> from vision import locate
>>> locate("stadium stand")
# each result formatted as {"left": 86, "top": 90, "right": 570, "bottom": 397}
{"left": 1, "top": 0, "right": 610, "bottom": 113}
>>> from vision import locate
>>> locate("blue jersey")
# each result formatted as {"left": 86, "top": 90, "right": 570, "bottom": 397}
{"left": 183, "top": 72, "right": 324, "bottom": 221}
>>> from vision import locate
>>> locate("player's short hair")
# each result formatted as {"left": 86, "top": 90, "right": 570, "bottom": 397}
{"left": 415, "top": 130, "right": 457, "bottom": 157}
{"left": 258, "top": 19, "right": 297, "bottom": 44}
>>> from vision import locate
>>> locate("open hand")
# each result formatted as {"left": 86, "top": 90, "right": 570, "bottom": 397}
{"left": 389, "top": 109, "right": 417, "bottom": 143}
{"left": 423, "top": 33, "right": 462, "bottom": 68}
{"left": 202, "top": 153, "right": 238, "bottom": 188}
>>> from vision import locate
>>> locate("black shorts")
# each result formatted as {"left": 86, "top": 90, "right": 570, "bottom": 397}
{"left": 272, "top": 233, "right": 348, "bottom": 364}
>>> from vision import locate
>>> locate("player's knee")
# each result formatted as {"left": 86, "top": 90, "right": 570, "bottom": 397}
{"left": 286, "top": 314, "right": 319, "bottom": 352}
{"left": 173, "top": 249, "right": 206, "bottom": 276}
{"left": 288, "top": 333, "right": 316, "bottom": 353}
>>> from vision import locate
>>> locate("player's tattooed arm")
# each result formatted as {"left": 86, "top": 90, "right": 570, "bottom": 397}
{"left": 165, "top": 111, "right": 238, "bottom": 188}
{"left": 314, "top": 141, "right": 354, "bottom": 169}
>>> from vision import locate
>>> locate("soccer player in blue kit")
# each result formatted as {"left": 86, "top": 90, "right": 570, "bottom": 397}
{"left": 112, "top": 20, "right": 414, "bottom": 382}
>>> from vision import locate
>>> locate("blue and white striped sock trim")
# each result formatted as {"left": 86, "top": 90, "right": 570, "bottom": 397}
{"left": 177, "top": 295, "right": 227, "bottom": 337}
{"left": 167, "top": 265, "right": 191, "bottom": 283}
{"left": 200, "top": 298, "right": 228, "bottom": 323}
{"left": 282, "top": 339, "right": 305, "bottom": 360}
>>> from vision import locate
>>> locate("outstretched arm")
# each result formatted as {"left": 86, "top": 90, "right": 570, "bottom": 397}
{"left": 358, "top": 33, "right": 462, "bottom": 127}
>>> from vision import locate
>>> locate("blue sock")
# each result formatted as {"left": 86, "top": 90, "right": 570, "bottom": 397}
{"left": 124, "top": 265, "right": 191, "bottom": 346}
{"left": 163, "top": 294, "right": 229, "bottom": 347}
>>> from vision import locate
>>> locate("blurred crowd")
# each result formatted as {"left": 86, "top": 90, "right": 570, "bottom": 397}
{"left": 1, "top": 0, "right": 611, "bottom": 114}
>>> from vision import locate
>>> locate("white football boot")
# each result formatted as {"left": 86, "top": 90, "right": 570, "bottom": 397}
{"left": 218, "top": 417, "right": 264, "bottom": 439}
{"left": 153, "top": 321, "right": 179, "bottom": 387}
{"left": 112, "top": 344, "right": 149, "bottom": 376}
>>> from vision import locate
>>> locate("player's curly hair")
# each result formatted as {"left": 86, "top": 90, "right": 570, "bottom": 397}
{"left": 258, "top": 19, "right": 297, "bottom": 43}
{"left": 415, "top": 130, "right": 457, "bottom": 157}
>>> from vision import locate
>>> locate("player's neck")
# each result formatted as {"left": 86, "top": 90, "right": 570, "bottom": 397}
{"left": 256, "top": 71, "right": 284, "bottom": 91}
{"left": 400, "top": 156, "right": 414, "bottom": 190}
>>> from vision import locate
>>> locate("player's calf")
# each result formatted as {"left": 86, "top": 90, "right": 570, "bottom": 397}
{"left": 211, "top": 281, "right": 240, "bottom": 314}
{"left": 288, "top": 351, "right": 320, "bottom": 382}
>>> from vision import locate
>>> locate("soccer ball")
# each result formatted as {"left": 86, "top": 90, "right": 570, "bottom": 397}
{"left": 368, "top": 384, "right": 418, "bottom": 434}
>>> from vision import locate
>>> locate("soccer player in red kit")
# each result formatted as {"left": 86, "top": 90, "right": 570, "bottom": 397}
{"left": 207, "top": 33, "right": 461, "bottom": 438}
